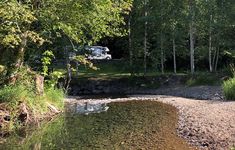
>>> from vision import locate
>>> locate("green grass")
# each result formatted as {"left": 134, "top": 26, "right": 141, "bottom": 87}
{"left": 0, "top": 84, "right": 64, "bottom": 111}
{"left": 56, "top": 60, "right": 223, "bottom": 88}
{"left": 186, "top": 73, "right": 221, "bottom": 86}
{"left": 0, "top": 83, "right": 65, "bottom": 131}
{"left": 223, "top": 77, "right": 235, "bottom": 100}
{"left": 68, "top": 60, "right": 178, "bottom": 79}
{"left": 44, "top": 88, "right": 65, "bottom": 109}
{"left": 0, "top": 84, "right": 30, "bottom": 104}
{"left": 75, "top": 60, "right": 132, "bottom": 78}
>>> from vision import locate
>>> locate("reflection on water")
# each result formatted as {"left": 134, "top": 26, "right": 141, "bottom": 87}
{"left": 66, "top": 102, "right": 109, "bottom": 115}
{"left": 76, "top": 94, "right": 129, "bottom": 100}
{"left": 0, "top": 101, "right": 192, "bottom": 150}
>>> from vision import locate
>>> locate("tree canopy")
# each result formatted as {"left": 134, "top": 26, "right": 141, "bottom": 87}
{"left": 0, "top": 0, "right": 133, "bottom": 71}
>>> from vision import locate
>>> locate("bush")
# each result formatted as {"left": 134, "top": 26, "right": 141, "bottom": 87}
{"left": 223, "top": 77, "right": 235, "bottom": 100}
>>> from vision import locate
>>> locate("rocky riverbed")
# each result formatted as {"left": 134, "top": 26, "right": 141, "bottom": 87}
{"left": 66, "top": 86, "right": 235, "bottom": 150}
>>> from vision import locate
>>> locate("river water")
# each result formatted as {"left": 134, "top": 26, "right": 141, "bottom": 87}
{"left": 0, "top": 101, "right": 194, "bottom": 150}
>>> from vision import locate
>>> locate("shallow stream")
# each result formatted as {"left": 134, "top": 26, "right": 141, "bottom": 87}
{"left": 0, "top": 100, "right": 194, "bottom": 150}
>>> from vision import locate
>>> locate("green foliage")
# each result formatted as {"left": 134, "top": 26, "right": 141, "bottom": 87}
{"left": 0, "top": 1, "right": 44, "bottom": 48}
{"left": 46, "top": 71, "right": 64, "bottom": 89}
{"left": 0, "top": 66, "right": 65, "bottom": 125}
{"left": 125, "top": 0, "right": 235, "bottom": 73}
{"left": 41, "top": 50, "right": 55, "bottom": 76}
{"left": 0, "top": 84, "right": 29, "bottom": 104}
{"left": 223, "top": 77, "right": 235, "bottom": 100}
{"left": 1, "top": 0, "right": 132, "bottom": 75}
{"left": 0, "top": 66, "right": 35, "bottom": 103}
{"left": 0, "top": 83, "right": 64, "bottom": 132}
{"left": 223, "top": 64, "right": 235, "bottom": 100}
{"left": 74, "top": 55, "right": 98, "bottom": 70}
{"left": 39, "top": 0, "right": 132, "bottom": 44}
{"left": 41, "top": 50, "right": 65, "bottom": 89}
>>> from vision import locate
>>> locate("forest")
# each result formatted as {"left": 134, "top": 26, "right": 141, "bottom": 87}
{"left": 106, "top": 0, "right": 235, "bottom": 74}
{"left": 0, "top": 0, "right": 235, "bottom": 149}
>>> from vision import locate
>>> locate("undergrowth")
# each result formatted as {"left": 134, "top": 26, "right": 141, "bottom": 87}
{"left": 223, "top": 77, "right": 235, "bottom": 100}
{"left": 0, "top": 66, "right": 65, "bottom": 130}
{"left": 223, "top": 65, "right": 235, "bottom": 100}
{"left": 0, "top": 84, "right": 64, "bottom": 116}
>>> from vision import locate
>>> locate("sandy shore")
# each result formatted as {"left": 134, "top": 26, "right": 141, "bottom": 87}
{"left": 65, "top": 93, "right": 235, "bottom": 150}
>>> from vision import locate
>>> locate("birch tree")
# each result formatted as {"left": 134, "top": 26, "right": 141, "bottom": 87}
{"left": 189, "top": 0, "right": 195, "bottom": 74}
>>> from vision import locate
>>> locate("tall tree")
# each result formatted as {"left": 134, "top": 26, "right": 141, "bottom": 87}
{"left": 128, "top": 13, "right": 133, "bottom": 69}
{"left": 143, "top": 0, "right": 148, "bottom": 75}
{"left": 189, "top": 0, "right": 195, "bottom": 74}
{"left": 160, "top": 0, "right": 164, "bottom": 74}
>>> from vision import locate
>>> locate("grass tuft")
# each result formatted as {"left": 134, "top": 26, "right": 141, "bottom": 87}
{"left": 44, "top": 88, "right": 65, "bottom": 109}
{"left": 0, "top": 84, "right": 29, "bottom": 104}
{"left": 223, "top": 77, "right": 235, "bottom": 100}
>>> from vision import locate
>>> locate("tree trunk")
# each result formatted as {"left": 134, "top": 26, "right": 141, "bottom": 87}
{"left": 15, "top": 33, "right": 27, "bottom": 68}
{"left": 209, "top": 14, "right": 213, "bottom": 72}
{"left": 160, "top": 31, "right": 164, "bottom": 74}
{"left": 128, "top": 14, "right": 133, "bottom": 73}
{"left": 64, "top": 46, "right": 72, "bottom": 92}
{"left": 160, "top": 0, "right": 164, "bottom": 74}
{"left": 212, "top": 47, "right": 216, "bottom": 70}
{"left": 214, "top": 47, "right": 220, "bottom": 72}
{"left": 189, "top": 0, "right": 195, "bottom": 74}
{"left": 172, "top": 32, "right": 177, "bottom": 74}
{"left": 143, "top": 0, "right": 148, "bottom": 76}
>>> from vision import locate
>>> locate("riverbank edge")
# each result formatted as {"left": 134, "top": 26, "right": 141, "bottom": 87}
{"left": 0, "top": 102, "right": 62, "bottom": 134}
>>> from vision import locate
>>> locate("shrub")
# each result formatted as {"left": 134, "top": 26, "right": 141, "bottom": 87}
{"left": 223, "top": 77, "right": 235, "bottom": 100}
{"left": 46, "top": 71, "right": 64, "bottom": 89}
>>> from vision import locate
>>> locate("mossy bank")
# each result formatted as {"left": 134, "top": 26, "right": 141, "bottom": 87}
{"left": 0, "top": 67, "right": 65, "bottom": 132}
